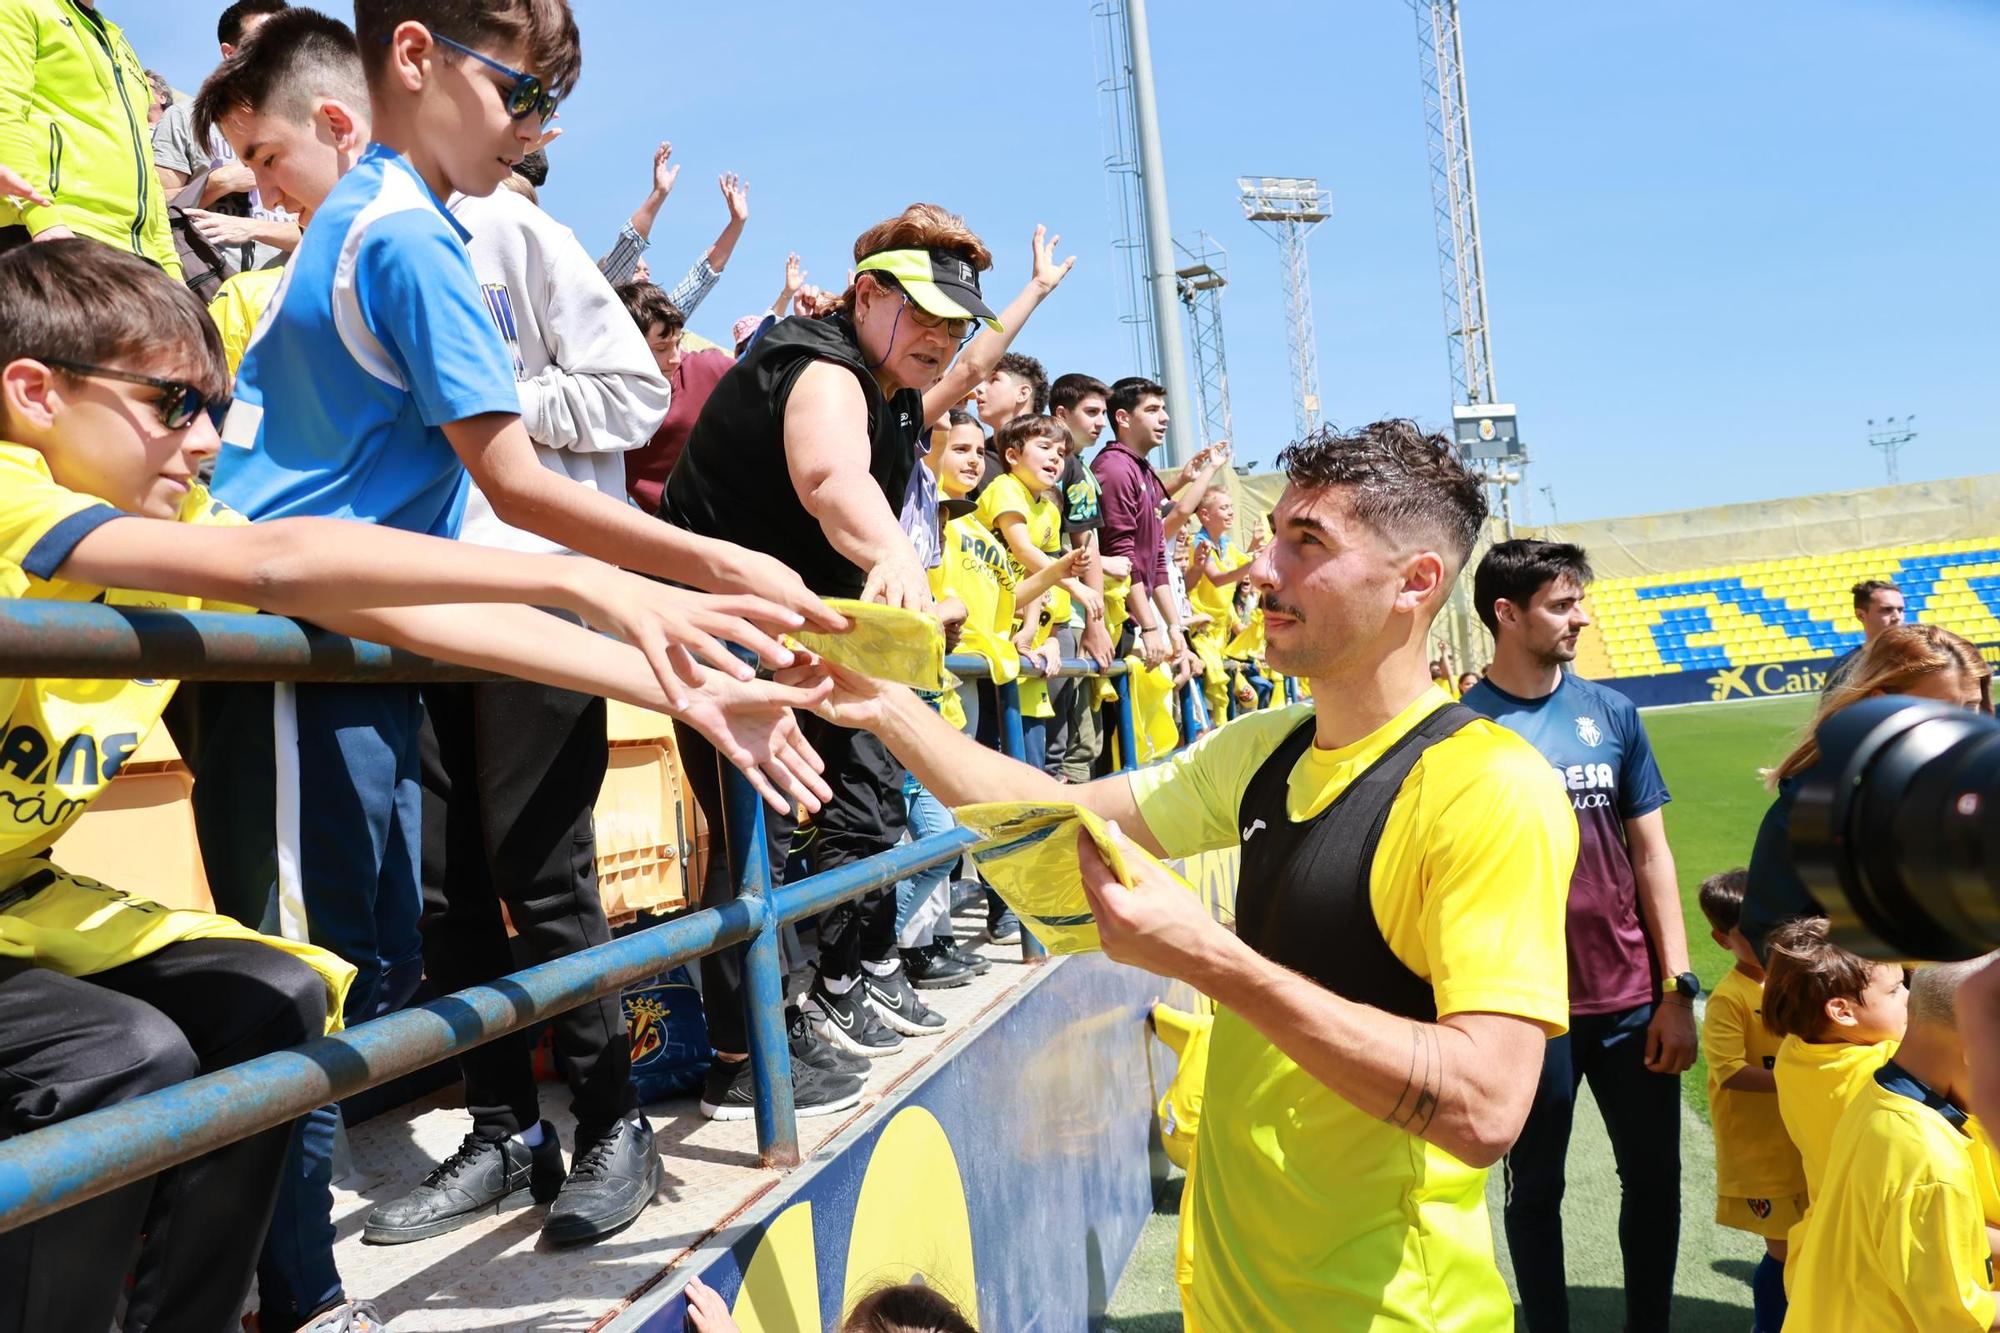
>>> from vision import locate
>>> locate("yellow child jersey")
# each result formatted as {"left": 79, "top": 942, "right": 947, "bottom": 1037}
{"left": 977, "top": 473, "right": 1066, "bottom": 720}
{"left": 1970, "top": 1115, "right": 2000, "bottom": 1228}
{"left": 1702, "top": 967, "right": 1807, "bottom": 1229}
{"left": 1776, "top": 1034, "right": 1895, "bottom": 1200}
{"left": 1130, "top": 686, "right": 1577, "bottom": 1333}
{"left": 1186, "top": 529, "right": 1247, "bottom": 629}
{"left": 0, "top": 443, "right": 354, "bottom": 1024}
{"left": 1787, "top": 1074, "right": 1997, "bottom": 1333}
{"left": 207, "top": 266, "right": 287, "bottom": 378}
{"left": 930, "top": 512, "right": 1020, "bottom": 686}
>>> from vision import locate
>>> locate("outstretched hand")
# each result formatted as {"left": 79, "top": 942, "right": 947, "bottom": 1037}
{"left": 702, "top": 545, "right": 849, "bottom": 634}
{"left": 673, "top": 673, "right": 833, "bottom": 814}
{"left": 649, "top": 140, "right": 679, "bottom": 197}
{"left": 1029, "top": 223, "right": 1076, "bottom": 294}
{"left": 774, "top": 653, "right": 902, "bottom": 733}
{"left": 572, "top": 570, "right": 813, "bottom": 712}
{"left": 720, "top": 172, "right": 749, "bottom": 225}
{"left": 0, "top": 163, "right": 51, "bottom": 207}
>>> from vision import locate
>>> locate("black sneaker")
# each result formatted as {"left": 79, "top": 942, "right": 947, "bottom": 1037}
{"left": 698, "top": 1054, "right": 864, "bottom": 1122}
{"left": 938, "top": 939, "right": 992, "bottom": 977}
{"left": 806, "top": 981, "right": 905, "bottom": 1057}
{"left": 363, "top": 1124, "right": 565, "bottom": 1244}
{"left": 788, "top": 1005, "right": 870, "bottom": 1077}
{"left": 542, "top": 1117, "right": 663, "bottom": 1246}
{"left": 864, "top": 966, "right": 947, "bottom": 1037}
{"left": 902, "top": 944, "right": 974, "bottom": 990}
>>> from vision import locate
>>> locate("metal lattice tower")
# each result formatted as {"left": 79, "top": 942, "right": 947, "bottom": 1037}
{"left": 1867, "top": 416, "right": 1917, "bottom": 484}
{"left": 1175, "top": 232, "right": 1233, "bottom": 450}
{"left": 1238, "top": 176, "right": 1331, "bottom": 442}
{"left": 1413, "top": 0, "right": 1498, "bottom": 408}
{"left": 1092, "top": 0, "right": 1156, "bottom": 377}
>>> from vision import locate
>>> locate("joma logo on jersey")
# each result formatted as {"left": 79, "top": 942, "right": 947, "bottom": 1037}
{"left": 0, "top": 725, "right": 139, "bottom": 787}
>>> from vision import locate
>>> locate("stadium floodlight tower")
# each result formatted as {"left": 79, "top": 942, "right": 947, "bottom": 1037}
{"left": 1175, "top": 231, "right": 1233, "bottom": 451}
{"left": 1238, "top": 176, "right": 1330, "bottom": 443}
{"left": 1866, "top": 416, "right": 1917, "bottom": 485}
{"left": 1411, "top": 0, "right": 1523, "bottom": 530}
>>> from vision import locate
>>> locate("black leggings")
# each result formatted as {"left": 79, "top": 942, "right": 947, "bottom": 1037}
{"left": 0, "top": 937, "right": 326, "bottom": 1333}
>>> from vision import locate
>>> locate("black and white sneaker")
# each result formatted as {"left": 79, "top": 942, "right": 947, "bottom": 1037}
{"left": 864, "top": 965, "right": 946, "bottom": 1037}
{"left": 788, "top": 1004, "right": 870, "bottom": 1077}
{"left": 699, "top": 1055, "right": 863, "bottom": 1122}
{"left": 805, "top": 981, "right": 904, "bottom": 1057}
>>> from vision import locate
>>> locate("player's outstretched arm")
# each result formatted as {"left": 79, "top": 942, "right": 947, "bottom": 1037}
{"left": 62, "top": 512, "right": 802, "bottom": 714}
{"left": 780, "top": 657, "right": 1163, "bottom": 855}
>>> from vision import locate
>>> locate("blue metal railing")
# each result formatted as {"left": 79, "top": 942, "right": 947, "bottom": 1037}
{"left": 0, "top": 605, "right": 1186, "bottom": 1227}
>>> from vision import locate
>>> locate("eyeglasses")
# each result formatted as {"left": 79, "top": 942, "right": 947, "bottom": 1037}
{"left": 871, "top": 274, "right": 977, "bottom": 344}
{"left": 43, "top": 360, "right": 226, "bottom": 431}
{"left": 428, "top": 32, "right": 560, "bottom": 121}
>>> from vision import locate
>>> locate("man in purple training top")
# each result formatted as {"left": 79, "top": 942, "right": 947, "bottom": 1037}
{"left": 1461, "top": 538, "right": 1693, "bottom": 1333}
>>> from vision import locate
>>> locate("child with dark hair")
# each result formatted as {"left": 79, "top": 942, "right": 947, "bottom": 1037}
{"left": 685, "top": 1276, "right": 978, "bottom": 1333}
{"left": 1697, "top": 868, "right": 1806, "bottom": 1332}
{"left": 1763, "top": 916, "right": 1907, "bottom": 1294}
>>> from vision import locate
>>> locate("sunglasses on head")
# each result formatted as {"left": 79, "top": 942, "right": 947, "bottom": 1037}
{"left": 44, "top": 360, "right": 227, "bottom": 431}
{"left": 396, "top": 31, "right": 560, "bottom": 122}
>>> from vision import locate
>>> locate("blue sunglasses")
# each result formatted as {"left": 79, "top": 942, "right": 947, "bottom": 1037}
{"left": 396, "top": 31, "right": 560, "bottom": 122}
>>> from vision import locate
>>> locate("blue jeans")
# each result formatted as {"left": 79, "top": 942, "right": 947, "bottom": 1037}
{"left": 1502, "top": 1002, "right": 1682, "bottom": 1333}
{"left": 893, "top": 780, "right": 957, "bottom": 949}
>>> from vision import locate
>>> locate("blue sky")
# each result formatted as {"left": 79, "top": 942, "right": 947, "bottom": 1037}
{"left": 123, "top": 1, "right": 1996, "bottom": 524}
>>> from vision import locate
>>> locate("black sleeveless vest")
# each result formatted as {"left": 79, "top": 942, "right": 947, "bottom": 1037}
{"left": 1233, "top": 703, "right": 1479, "bottom": 1022}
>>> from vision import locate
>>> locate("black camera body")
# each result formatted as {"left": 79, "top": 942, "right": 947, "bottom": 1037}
{"left": 1790, "top": 696, "right": 2000, "bottom": 962}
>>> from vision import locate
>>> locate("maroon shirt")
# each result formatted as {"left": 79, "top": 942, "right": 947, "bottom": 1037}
{"left": 1090, "top": 438, "right": 1172, "bottom": 590}
{"left": 624, "top": 347, "right": 734, "bottom": 512}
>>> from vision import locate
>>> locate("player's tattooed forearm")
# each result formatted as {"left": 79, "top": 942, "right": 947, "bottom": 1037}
{"left": 1385, "top": 1023, "right": 1442, "bottom": 1134}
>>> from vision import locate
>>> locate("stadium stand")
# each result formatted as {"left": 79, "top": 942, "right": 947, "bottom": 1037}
{"left": 1581, "top": 536, "right": 2000, "bottom": 676}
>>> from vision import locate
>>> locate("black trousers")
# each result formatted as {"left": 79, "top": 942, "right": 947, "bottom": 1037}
{"left": 0, "top": 938, "right": 325, "bottom": 1333}
{"left": 676, "top": 713, "right": 907, "bottom": 1052}
{"left": 419, "top": 681, "right": 634, "bottom": 1143}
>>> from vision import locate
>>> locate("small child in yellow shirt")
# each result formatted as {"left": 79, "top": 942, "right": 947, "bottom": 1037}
{"left": 1698, "top": 869, "right": 1807, "bottom": 1332}
{"left": 1762, "top": 915, "right": 1908, "bottom": 1291}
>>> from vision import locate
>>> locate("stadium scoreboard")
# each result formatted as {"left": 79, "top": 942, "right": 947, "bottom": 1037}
{"left": 1451, "top": 404, "right": 1521, "bottom": 460}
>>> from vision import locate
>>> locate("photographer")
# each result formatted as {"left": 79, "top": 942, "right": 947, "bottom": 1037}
{"left": 1741, "top": 624, "right": 1992, "bottom": 959}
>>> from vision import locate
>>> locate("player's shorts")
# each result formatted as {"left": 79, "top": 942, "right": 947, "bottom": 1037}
{"left": 1717, "top": 1191, "right": 1808, "bottom": 1240}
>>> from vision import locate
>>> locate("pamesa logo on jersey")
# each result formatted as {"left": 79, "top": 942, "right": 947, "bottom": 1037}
{"left": 1574, "top": 715, "right": 1603, "bottom": 747}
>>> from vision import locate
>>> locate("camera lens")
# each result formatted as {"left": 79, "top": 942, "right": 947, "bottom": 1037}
{"left": 1790, "top": 695, "right": 2000, "bottom": 961}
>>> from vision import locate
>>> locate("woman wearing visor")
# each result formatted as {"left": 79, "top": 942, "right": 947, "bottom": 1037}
{"left": 660, "top": 205, "right": 1072, "bottom": 1116}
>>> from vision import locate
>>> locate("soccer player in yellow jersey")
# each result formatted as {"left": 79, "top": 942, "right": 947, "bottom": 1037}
{"left": 1788, "top": 956, "right": 2000, "bottom": 1332}
{"left": 1696, "top": 869, "right": 1806, "bottom": 1332}
{"left": 0, "top": 240, "right": 831, "bottom": 1330}
{"left": 793, "top": 419, "right": 1578, "bottom": 1331}
{"left": 1762, "top": 916, "right": 1908, "bottom": 1284}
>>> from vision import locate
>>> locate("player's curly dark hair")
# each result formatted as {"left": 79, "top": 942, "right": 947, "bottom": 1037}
{"left": 1276, "top": 420, "right": 1488, "bottom": 569}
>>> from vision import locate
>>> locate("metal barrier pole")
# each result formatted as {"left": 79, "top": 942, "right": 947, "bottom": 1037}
{"left": 721, "top": 761, "right": 800, "bottom": 1168}
{"left": 1178, "top": 681, "right": 1201, "bottom": 746}
{"left": 1113, "top": 671, "right": 1140, "bottom": 774}
{"left": 0, "top": 899, "right": 761, "bottom": 1232}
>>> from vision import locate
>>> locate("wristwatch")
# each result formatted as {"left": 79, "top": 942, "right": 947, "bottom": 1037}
{"left": 1666, "top": 971, "right": 1702, "bottom": 1003}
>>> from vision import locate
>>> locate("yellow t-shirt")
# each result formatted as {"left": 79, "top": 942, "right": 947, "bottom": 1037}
{"left": 1787, "top": 1076, "right": 1997, "bottom": 1333}
{"left": 0, "top": 444, "right": 254, "bottom": 896}
{"left": 1702, "top": 967, "right": 1806, "bottom": 1200}
{"left": 1969, "top": 1115, "right": 2000, "bottom": 1227}
{"left": 975, "top": 473, "right": 1069, "bottom": 627}
{"left": 1187, "top": 530, "right": 1247, "bottom": 636}
{"left": 1776, "top": 1034, "right": 1895, "bottom": 1200}
{"left": 1130, "top": 686, "right": 1578, "bottom": 1332}
{"left": 930, "top": 512, "right": 1019, "bottom": 684}
{"left": 207, "top": 266, "right": 286, "bottom": 379}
